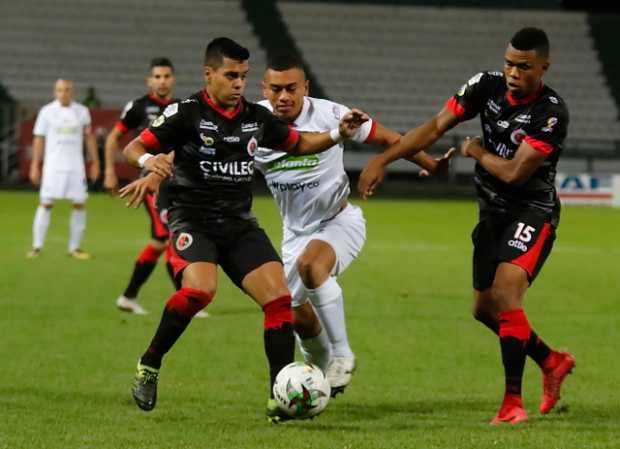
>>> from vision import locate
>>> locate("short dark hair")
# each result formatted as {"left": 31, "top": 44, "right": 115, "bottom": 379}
{"left": 266, "top": 50, "right": 306, "bottom": 73}
{"left": 204, "top": 37, "right": 250, "bottom": 67}
{"left": 150, "top": 57, "right": 174, "bottom": 72}
{"left": 510, "top": 27, "right": 550, "bottom": 58}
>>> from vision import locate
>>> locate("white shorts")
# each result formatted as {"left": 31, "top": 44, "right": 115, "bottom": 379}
{"left": 282, "top": 203, "right": 366, "bottom": 306}
{"left": 40, "top": 170, "right": 88, "bottom": 204}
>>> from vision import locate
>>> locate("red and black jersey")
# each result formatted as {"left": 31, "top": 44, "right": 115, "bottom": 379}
{"left": 115, "top": 93, "right": 178, "bottom": 135}
{"left": 140, "top": 90, "right": 299, "bottom": 225}
{"left": 446, "top": 71, "right": 569, "bottom": 226}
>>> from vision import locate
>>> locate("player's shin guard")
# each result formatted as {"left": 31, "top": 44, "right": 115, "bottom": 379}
{"left": 32, "top": 206, "right": 51, "bottom": 249}
{"left": 498, "top": 309, "right": 531, "bottom": 396}
{"left": 307, "top": 277, "right": 353, "bottom": 358}
{"left": 140, "top": 288, "right": 213, "bottom": 369}
{"left": 68, "top": 209, "right": 86, "bottom": 252}
{"left": 123, "top": 245, "right": 164, "bottom": 298}
{"left": 263, "top": 295, "right": 295, "bottom": 397}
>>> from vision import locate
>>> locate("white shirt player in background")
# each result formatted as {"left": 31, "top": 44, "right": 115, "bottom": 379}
{"left": 255, "top": 53, "right": 455, "bottom": 395}
{"left": 27, "top": 79, "right": 100, "bottom": 259}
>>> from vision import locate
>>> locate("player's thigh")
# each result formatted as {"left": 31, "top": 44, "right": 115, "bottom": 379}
{"left": 66, "top": 172, "right": 88, "bottom": 203}
{"left": 310, "top": 203, "right": 366, "bottom": 276}
{"left": 497, "top": 213, "right": 556, "bottom": 285}
{"left": 143, "top": 192, "right": 169, "bottom": 241}
{"left": 40, "top": 170, "right": 68, "bottom": 201}
{"left": 281, "top": 230, "right": 310, "bottom": 307}
{"left": 169, "top": 230, "right": 219, "bottom": 294}
{"left": 242, "top": 261, "right": 290, "bottom": 307}
{"left": 296, "top": 239, "right": 336, "bottom": 286}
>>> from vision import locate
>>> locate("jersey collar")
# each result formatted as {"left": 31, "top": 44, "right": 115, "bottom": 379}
{"left": 506, "top": 82, "right": 545, "bottom": 107}
{"left": 148, "top": 93, "right": 173, "bottom": 107}
{"left": 202, "top": 90, "right": 243, "bottom": 120}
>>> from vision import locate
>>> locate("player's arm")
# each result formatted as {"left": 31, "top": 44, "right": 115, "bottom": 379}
{"left": 358, "top": 108, "right": 460, "bottom": 199}
{"left": 119, "top": 166, "right": 168, "bottom": 208}
{"left": 85, "top": 126, "right": 100, "bottom": 182}
{"left": 288, "top": 109, "right": 370, "bottom": 155}
{"left": 29, "top": 136, "right": 45, "bottom": 186}
{"left": 123, "top": 136, "right": 173, "bottom": 178}
{"left": 461, "top": 137, "right": 546, "bottom": 184}
{"left": 104, "top": 127, "right": 125, "bottom": 192}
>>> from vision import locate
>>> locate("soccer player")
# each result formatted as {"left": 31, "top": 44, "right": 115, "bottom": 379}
{"left": 120, "top": 37, "right": 368, "bottom": 419}
{"left": 28, "top": 79, "right": 100, "bottom": 259}
{"left": 358, "top": 28, "right": 575, "bottom": 424}
{"left": 254, "top": 51, "right": 453, "bottom": 395}
{"left": 104, "top": 57, "right": 188, "bottom": 315}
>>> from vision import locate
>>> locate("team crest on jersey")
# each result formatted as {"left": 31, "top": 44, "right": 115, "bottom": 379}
{"left": 176, "top": 232, "right": 193, "bottom": 251}
{"left": 247, "top": 136, "right": 258, "bottom": 156}
{"left": 152, "top": 115, "right": 165, "bottom": 128}
{"left": 510, "top": 128, "right": 527, "bottom": 145}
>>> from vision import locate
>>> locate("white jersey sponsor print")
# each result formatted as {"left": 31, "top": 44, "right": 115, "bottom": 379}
{"left": 255, "top": 97, "right": 375, "bottom": 234}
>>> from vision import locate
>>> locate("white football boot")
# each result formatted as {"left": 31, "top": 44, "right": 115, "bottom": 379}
{"left": 325, "top": 356, "right": 356, "bottom": 397}
{"left": 116, "top": 295, "right": 148, "bottom": 315}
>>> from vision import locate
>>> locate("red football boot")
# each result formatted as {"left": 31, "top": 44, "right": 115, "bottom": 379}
{"left": 540, "top": 351, "right": 576, "bottom": 414}
{"left": 491, "top": 393, "right": 529, "bottom": 425}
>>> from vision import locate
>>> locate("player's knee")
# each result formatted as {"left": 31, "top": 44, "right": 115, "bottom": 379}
{"left": 297, "top": 256, "right": 329, "bottom": 289}
{"left": 41, "top": 203, "right": 53, "bottom": 209}
{"left": 181, "top": 275, "right": 217, "bottom": 298}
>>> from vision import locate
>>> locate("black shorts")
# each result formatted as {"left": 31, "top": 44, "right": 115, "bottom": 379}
{"left": 168, "top": 218, "right": 281, "bottom": 289}
{"left": 471, "top": 211, "right": 556, "bottom": 291}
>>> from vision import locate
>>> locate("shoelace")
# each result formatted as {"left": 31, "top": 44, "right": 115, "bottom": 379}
{"left": 139, "top": 369, "right": 159, "bottom": 384}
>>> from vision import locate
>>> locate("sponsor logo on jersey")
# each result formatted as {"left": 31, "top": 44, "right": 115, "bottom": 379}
{"left": 508, "top": 239, "right": 528, "bottom": 252}
{"left": 269, "top": 180, "right": 320, "bottom": 192}
{"left": 151, "top": 115, "right": 165, "bottom": 127}
{"left": 223, "top": 135, "right": 240, "bottom": 143}
{"left": 266, "top": 155, "right": 320, "bottom": 172}
{"left": 199, "top": 146, "right": 216, "bottom": 156}
{"left": 200, "top": 133, "right": 214, "bottom": 146}
{"left": 510, "top": 128, "right": 527, "bottom": 145}
{"left": 332, "top": 105, "right": 341, "bottom": 120}
{"left": 457, "top": 84, "right": 467, "bottom": 96}
{"left": 548, "top": 96, "right": 559, "bottom": 104}
{"left": 56, "top": 126, "right": 79, "bottom": 134}
{"left": 199, "top": 119, "right": 218, "bottom": 131}
{"left": 247, "top": 136, "right": 258, "bottom": 156}
{"left": 163, "top": 103, "right": 178, "bottom": 117}
{"left": 497, "top": 120, "right": 510, "bottom": 129}
{"left": 486, "top": 99, "right": 501, "bottom": 113}
{"left": 467, "top": 72, "right": 484, "bottom": 86}
{"left": 199, "top": 160, "right": 254, "bottom": 177}
{"left": 146, "top": 106, "right": 161, "bottom": 115}
{"left": 176, "top": 232, "right": 193, "bottom": 251}
{"left": 241, "top": 122, "right": 259, "bottom": 132}
{"left": 542, "top": 117, "right": 557, "bottom": 133}
{"left": 515, "top": 114, "right": 531, "bottom": 124}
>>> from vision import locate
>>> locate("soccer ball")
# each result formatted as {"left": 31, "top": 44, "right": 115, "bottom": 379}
{"left": 272, "top": 362, "right": 331, "bottom": 419}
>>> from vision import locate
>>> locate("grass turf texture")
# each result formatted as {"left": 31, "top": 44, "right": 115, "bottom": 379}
{"left": 0, "top": 191, "right": 618, "bottom": 449}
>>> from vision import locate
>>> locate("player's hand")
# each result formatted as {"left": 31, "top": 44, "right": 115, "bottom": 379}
{"left": 119, "top": 173, "right": 163, "bottom": 208}
{"left": 417, "top": 147, "right": 456, "bottom": 178}
{"left": 104, "top": 171, "right": 119, "bottom": 195}
{"left": 358, "top": 155, "right": 386, "bottom": 200}
{"left": 460, "top": 136, "right": 482, "bottom": 158}
{"left": 339, "top": 108, "right": 370, "bottom": 139}
{"left": 29, "top": 164, "right": 41, "bottom": 186}
{"left": 143, "top": 153, "right": 173, "bottom": 178}
{"left": 89, "top": 162, "right": 100, "bottom": 183}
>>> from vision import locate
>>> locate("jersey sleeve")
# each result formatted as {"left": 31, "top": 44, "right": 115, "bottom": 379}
{"left": 32, "top": 107, "right": 48, "bottom": 137}
{"left": 116, "top": 100, "right": 140, "bottom": 133}
{"left": 522, "top": 100, "right": 569, "bottom": 156}
{"left": 258, "top": 107, "right": 299, "bottom": 151}
{"left": 138, "top": 102, "right": 185, "bottom": 152}
{"left": 444, "top": 72, "right": 494, "bottom": 121}
{"left": 81, "top": 106, "right": 92, "bottom": 128}
{"left": 332, "top": 103, "right": 376, "bottom": 144}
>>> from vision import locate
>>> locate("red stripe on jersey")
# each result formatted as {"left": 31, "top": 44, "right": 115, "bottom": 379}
{"left": 524, "top": 136, "right": 554, "bottom": 155}
{"left": 364, "top": 119, "right": 377, "bottom": 144}
{"left": 511, "top": 223, "right": 552, "bottom": 277}
{"left": 506, "top": 83, "right": 544, "bottom": 106}
{"left": 139, "top": 129, "right": 161, "bottom": 150}
{"left": 145, "top": 192, "right": 169, "bottom": 239}
{"left": 445, "top": 97, "right": 465, "bottom": 118}
{"left": 148, "top": 93, "right": 173, "bottom": 107}
{"left": 114, "top": 121, "right": 129, "bottom": 134}
{"left": 202, "top": 90, "right": 242, "bottom": 119}
{"left": 276, "top": 127, "right": 300, "bottom": 152}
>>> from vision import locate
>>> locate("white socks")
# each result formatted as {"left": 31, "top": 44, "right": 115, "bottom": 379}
{"left": 32, "top": 206, "right": 51, "bottom": 249}
{"left": 297, "top": 327, "right": 331, "bottom": 371}
{"left": 307, "top": 277, "right": 354, "bottom": 358}
{"left": 69, "top": 209, "right": 86, "bottom": 252}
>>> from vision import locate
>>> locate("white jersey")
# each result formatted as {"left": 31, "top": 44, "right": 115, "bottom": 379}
{"left": 33, "top": 100, "right": 91, "bottom": 175}
{"left": 255, "top": 97, "right": 375, "bottom": 234}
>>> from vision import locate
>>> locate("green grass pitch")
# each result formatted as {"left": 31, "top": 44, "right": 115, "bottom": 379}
{"left": 0, "top": 191, "right": 618, "bottom": 449}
